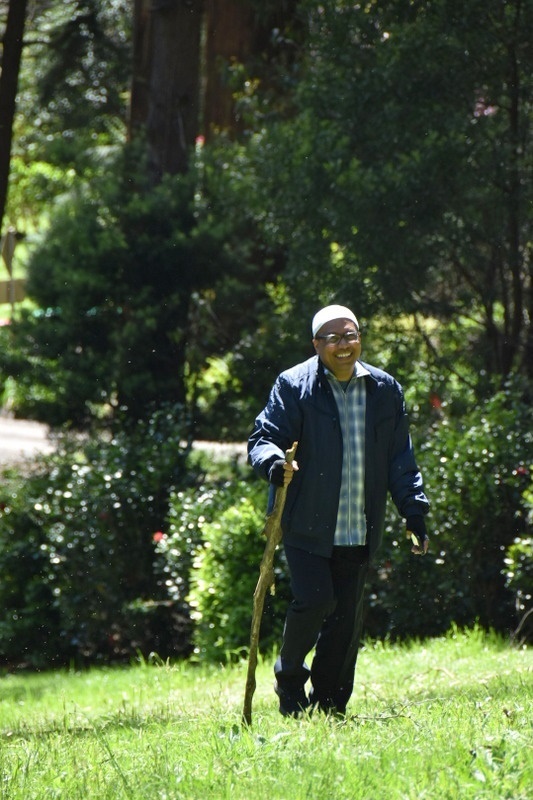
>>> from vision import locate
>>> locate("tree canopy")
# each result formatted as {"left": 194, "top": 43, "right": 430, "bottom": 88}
{"left": 0, "top": 0, "right": 531, "bottom": 427}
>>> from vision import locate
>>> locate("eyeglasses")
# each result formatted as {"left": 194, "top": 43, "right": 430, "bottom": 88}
{"left": 315, "top": 331, "right": 361, "bottom": 345}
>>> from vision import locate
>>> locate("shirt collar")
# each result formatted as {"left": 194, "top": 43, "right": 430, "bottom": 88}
{"left": 324, "top": 361, "right": 370, "bottom": 381}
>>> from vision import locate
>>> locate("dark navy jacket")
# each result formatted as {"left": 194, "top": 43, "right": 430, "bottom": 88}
{"left": 248, "top": 356, "right": 429, "bottom": 559}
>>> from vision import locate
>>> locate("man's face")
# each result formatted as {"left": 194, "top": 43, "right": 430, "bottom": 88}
{"left": 313, "top": 317, "right": 362, "bottom": 381}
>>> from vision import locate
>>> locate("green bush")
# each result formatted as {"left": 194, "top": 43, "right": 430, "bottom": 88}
{"left": 2, "top": 379, "right": 530, "bottom": 669}
{"left": 0, "top": 144, "right": 232, "bottom": 429}
{"left": 158, "top": 474, "right": 290, "bottom": 662}
{"left": 157, "top": 477, "right": 253, "bottom": 607}
{"left": 367, "top": 376, "right": 533, "bottom": 640}
{"left": 188, "top": 495, "right": 290, "bottom": 662}
{"left": 504, "top": 536, "right": 533, "bottom": 639}
{"left": 0, "top": 404, "right": 198, "bottom": 668}
{"left": 503, "top": 471, "right": 533, "bottom": 642}
{"left": 158, "top": 378, "right": 532, "bottom": 660}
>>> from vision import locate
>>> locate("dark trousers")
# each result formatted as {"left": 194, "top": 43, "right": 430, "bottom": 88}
{"left": 274, "top": 544, "right": 369, "bottom": 711}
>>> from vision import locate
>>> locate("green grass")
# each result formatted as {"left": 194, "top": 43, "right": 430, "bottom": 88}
{"left": 0, "top": 629, "right": 531, "bottom": 799}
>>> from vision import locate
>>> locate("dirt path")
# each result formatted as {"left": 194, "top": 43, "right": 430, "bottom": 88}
{"left": 0, "top": 416, "right": 246, "bottom": 464}
{"left": 0, "top": 416, "right": 55, "bottom": 463}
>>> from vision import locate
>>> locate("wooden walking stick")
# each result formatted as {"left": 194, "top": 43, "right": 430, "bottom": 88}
{"left": 242, "top": 441, "right": 298, "bottom": 727}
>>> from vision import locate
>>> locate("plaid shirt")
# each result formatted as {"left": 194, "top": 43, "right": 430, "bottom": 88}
{"left": 326, "top": 362, "right": 370, "bottom": 546}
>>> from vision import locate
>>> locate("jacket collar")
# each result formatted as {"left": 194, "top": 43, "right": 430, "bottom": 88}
{"left": 316, "top": 355, "right": 375, "bottom": 388}
{"left": 360, "top": 361, "right": 380, "bottom": 394}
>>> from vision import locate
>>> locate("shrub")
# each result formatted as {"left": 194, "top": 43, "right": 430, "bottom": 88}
{"left": 158, "top": 473, "right": 290, "bottom": 662}
{"left": 504, "top": 536, "right": 533, "bottom": 641}
{"left": 0, "top": 404, "right": 197, "bottom": 668}
{"left": 159, "top": 378, "right": 532, "bottom": 658}
{"left": 188, "top": 495, "right": 290, "bottom": 662}
{"left": 367, "top": 376, "right": 533, "bottom": 640}
{"left": 503, "top": 472, "right": 533, "bottom": 642}
{"left": 0, "top": 145, "right": 233, "bottom": 429}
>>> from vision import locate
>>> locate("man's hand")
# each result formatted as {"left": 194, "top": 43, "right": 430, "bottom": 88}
{"left": 269, "top": 458, "right": 299, "bottom": 487}
{"left": 405, "top": 515, "right": 429, "bottom": 556}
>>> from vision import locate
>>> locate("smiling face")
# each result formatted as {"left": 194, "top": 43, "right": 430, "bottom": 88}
{"left": 313, "top": 317, "right": 362, "bottom": 381}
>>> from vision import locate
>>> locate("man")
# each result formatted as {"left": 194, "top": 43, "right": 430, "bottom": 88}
{"left": 248, "top": 304, "right": 429, "bottom": 717}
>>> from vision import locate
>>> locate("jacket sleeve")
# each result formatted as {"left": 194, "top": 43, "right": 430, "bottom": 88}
{"left": 388, "top": 382, "right": 430, "bottom": 519}
{"left": 247, "top": 374, "right": 303, "bottom": 483}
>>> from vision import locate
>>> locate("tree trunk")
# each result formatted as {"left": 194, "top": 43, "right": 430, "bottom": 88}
{"left": 203, "top": 0, "right": 254, "bottom": 139}
{"left": 129, "top": 0, "right": 203, "bottom": 182}
{"left": 501, "top": 6, "right": 524, "bottom": 378}
{"left": 129, "top": 0, "right": 152, "bottom": 137}
{"left": 0, "top": 0, "right": 28, "bottom": 235}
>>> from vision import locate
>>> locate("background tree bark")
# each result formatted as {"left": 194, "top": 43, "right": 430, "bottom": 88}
{"left": 130, "top": 0, "right": 203, "bottom": 181}
{"left": 203, "top": 0, "right": 254, "bottom": 138}
{"left": 0, "top": 0, "right": 28, "bottom": 236}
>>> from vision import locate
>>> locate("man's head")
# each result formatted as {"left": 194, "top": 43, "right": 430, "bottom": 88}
{"left": 312, "top": 304, "right": 362, "bottom": 381}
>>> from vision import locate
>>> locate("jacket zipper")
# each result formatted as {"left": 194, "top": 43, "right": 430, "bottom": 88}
{"left": 339, "top": 389, "right": 353, "bottom": 545}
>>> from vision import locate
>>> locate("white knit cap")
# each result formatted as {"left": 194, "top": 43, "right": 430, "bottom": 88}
{"left": 312, "top": 304, "right": 359, "bottom": 337}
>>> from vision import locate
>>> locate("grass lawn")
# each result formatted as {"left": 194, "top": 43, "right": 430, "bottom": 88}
{"left": 0, "top": 629, "right": 531, "bottom": 799}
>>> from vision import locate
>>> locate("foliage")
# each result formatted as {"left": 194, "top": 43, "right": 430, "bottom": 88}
{"left": 5, "top": 0, "right": 532, "bottom": 440}
{"left": 182, "top": 138, "right": 307, "bottom": 440}
{"left": 2, "top": 0, "right": 532, "bottom": 667}
{"left": 175, "top": 0, "right": 533, "bottom": 437}
{"left": 157, "top": 471, "right": 290, "bottom": 661}
{"left": 503, "top": 463, "right": 533, "bottom": 642}
{"left": 3, "top": 0, "right": 131, "bottom": 240}
{"left": 226, "top": 0, "right": 533, "bottom": 380}
{"left": 0, "top": 404, "right": 198, "bottom": 668}
{"left": 3, "top": 134, "right": 299, "bottom": 439}
{"left": 504, "top": 536, "right": 533, "bottom": 643}
{"left": 367, "top": 376, "right": 533, "bottom": 641}
{"left": 0, "top": 632, "right": 531, "bottom": 800}
{"left": 156, "top": 461, "right": 253, "bottom": 604}
{"left": 185, "top": 280, "right": 314, "bottom": 440}
{"left": 158, "top": 376, "right": 533, "bottom": 662}
{"left": 188, "top": 495, "right": 290, "bottom": 662}
{"left": 0, "top": 144, "right": 234, "bottom": 428}
{"left": 17, "top": 0, "right": 131, "bottom": 163}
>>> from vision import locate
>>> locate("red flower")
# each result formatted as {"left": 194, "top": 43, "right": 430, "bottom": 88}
{"left": 429, "top": 392, "right": 442, "bottom": 409}
{"left": 153, "top": 531, "right": 165, "bottom": 543}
